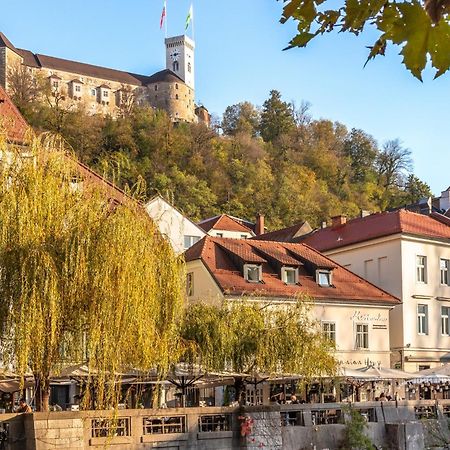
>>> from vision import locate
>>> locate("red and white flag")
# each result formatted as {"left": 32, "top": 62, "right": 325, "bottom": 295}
{"left": 160, "top": 1, "right": 167, "bottom": 29}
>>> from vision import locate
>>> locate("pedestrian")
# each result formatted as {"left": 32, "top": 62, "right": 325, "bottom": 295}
{"left": 16, "top": 398, "right": 32, "bottom": 413}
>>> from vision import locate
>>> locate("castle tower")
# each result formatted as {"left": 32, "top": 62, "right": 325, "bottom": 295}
{"left": 165, "top": 35, "right": 194, "bottom": 90}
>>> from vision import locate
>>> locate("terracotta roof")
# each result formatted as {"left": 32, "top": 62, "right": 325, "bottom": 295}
{"left": 198, "top": 214, "right": 254, "bottom": 234}
{"left": 252, "top": 221, "right": 312, "bottom": 242}
{"left": 300, "top": 209, "right": 450, "bottom": 252}
{"left": 185, "top": 237, "right": 399, "bottom": 305}
{"left": 0, "top": 85, "right": 29, "bottom": 144}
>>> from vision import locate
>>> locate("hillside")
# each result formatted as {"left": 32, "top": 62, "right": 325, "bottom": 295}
{"left": 18, "top": 89, "right": 431, "bottom": 229}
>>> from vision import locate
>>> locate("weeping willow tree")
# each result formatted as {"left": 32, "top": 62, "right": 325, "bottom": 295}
{"left": 182, "top": 298, "right": 338, "bottom": 403}
{"left": 0, "top": 132, "right": 185, "bottom": 411}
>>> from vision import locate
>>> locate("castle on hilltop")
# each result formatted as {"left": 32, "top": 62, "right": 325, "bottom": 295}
{"left": 0, "top": 32, "right": 208, "bottom": 123}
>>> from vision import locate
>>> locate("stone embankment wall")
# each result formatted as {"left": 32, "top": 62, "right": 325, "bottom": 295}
{"left": 1, "top": 400, "right": 450, "bottom": 450}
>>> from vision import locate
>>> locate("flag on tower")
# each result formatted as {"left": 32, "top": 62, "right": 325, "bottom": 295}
{"left": 160, "top": 1, "right": 167, "bottom": 29}
{"left": 185, "top": 3, "right": 193, "bottom": 30}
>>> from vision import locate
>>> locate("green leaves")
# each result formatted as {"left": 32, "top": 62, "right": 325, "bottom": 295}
{"left": 281, "top": 0, "right": 450, "bottom": 79}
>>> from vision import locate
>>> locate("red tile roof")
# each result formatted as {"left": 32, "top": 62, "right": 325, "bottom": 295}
{"left": 198, "top": 214, "right": 254, "bottom": 234}
{"left": 0, "top": 86, "right": 29, "bottom": 144}
{"left": 299, "top": 209, "right": 450, "bottom": 252}
{"left": 185, "top": 237, "right": 399, "bottom": 306}
{"left": 252, "top": 221, "right": 312, "bottom": 242}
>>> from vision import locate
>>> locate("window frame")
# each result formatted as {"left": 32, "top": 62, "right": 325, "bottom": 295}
{"left": 355, "top": 323, "right": 369, "bottom": 350}
{"left": 316, "top": 269, "right": 332, "bottom": 287}
{"left": 322, "top": 321, "right": 336, "bottom": 344}
{"left": 244, "top": 264, "right": 262, "bottom": 283}
{"left": 183, "top": 235, "right": 200, "bottom": 250}
{"left": 440, "top": 258, "right": 450, "bottom": 286}
{"left": 281, "top": 266, "right": 299, "bottom": 285}
{"left": 442, "top": 306, "right": 449, "bottom": 336}
{"left": 186, "top": 272, "right": 194, "bottom": 297}
{"left": 417, "top": 304, "right": 429, "bottom": 335}
{"left": 416, "top": 255, "right": 427, "bottom": 284}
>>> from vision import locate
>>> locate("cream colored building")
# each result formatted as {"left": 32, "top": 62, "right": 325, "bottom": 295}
{"left": 0, "top": 32, "right": 202, "bottom": 123}
{"left": 197, "top": 214, "right": 265, "bottom": 239}
{"left": 298, "top": 210, "right": 450, "bottom": 372}
{"left": 145, "top": 195, "right": 205, "bottom": 255}
{"left": 185, "top": 236, "right": 400, "bottom": 369}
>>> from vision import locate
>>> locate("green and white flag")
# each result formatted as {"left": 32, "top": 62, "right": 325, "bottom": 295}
{"left": 185, "top": 4, "right": 193, "bottom": 30}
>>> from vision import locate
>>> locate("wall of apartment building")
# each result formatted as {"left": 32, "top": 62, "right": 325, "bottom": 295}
{"left": 145, "top": 197, "right": 205, "bottom": 255}
{"left": 185, "top": 260, "right": 393, "bottom": 368}
{"left": 400, "top": 236, "right": 450, "bottom": 371}
{"left": 185, "top": 260, "right": 223, "bottom": 305}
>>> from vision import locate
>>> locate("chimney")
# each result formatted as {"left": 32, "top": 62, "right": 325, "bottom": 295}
{"left": 255, "top": 214, "right": 265, "bottom": 236}
{"left": 331, "top": 215, "right": 347, "bottom": 228}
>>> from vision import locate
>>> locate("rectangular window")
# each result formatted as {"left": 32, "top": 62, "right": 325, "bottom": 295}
{"left": 322, "top": 322, "right": 336, "bottom": 343}
{"left": 186, "top": 272, "right": 194, "bottom": 297}
{"left": 355, "top": 324, "right": 369, "bottom": 349}
{"left": 103, "top": 90, "right": 109, "bottom": 98}
{"left": 441, "top": 259, "right": 450, "bottom": 285}
{"left": 317, "top": 270, "right": 332, "bottom": 287}
{"left": 417, "top": 304, "right": 428, "bottom": 335}
{"left": 244, "top": 264, "right": 262, "bottom": 283}
{"left": 91, "top": 88, "right": 96, "bottom": 96}
{"left": 442, "top": 306, "right": 449, "bottom": 336}
{"left": 183, "top": 235, "right": 200, "bottom": 250}
{"left": 52, "top": 81, "right": 59, "bottom": 89}
{"left": 416, "top": 255, "right": 427, "bottom": 283}
{"left": 216, "top": 233, "right": 223, "bottom": 237}
{"left": 75, "top": 85, "right": 81, "bottom": 92}
{"left": 282, "top": 267, "right": 298, "bottom": 285}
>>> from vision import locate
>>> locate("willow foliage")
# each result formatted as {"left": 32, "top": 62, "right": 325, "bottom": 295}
{"left": 182, "top": 298, "right": 338, "bottom": 380}
{"left": 0, "top": 132, "right": 185, "bottom": 411}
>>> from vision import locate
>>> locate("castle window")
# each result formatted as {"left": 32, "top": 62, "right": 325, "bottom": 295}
{"left": 175, "top": 94, "right": 179, "bottom": 100}
{"left": 103, "top": 90, "right": 109, "bottom": 98}
{"left": 155, "top": 95, "right": 157, "bottom": 100}
{"left": 187, "top": 62, "right": 191, "bottom": 73}
{"left": 52, "top": 81, "right": 59, "bottom": 89}
{"left": 75, "top": 85, "right": 81, "bottom": 93}
{"left": 173, "top": 61, "right": 179, "bottom": 71}
{"left": 154, "top": 85, "right": 158, "bottom": 91}
{"left": 91, "top": 89, "right": 96, "bottom": 96}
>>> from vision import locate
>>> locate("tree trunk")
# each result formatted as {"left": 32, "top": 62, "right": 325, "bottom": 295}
{"left": 234, "top": 377, "right": 246, "bottom": 406}
{"left": 34, "top": 374, "right": 50, "bottom": 412}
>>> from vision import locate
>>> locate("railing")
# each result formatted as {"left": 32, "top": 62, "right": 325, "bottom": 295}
{"left": 91, "top": 417, "right": 130, "bottom": 438}
{"left": 143, "top": 415, "right": 186, "bottom": 435}
{"left": 198, "top": 414, "right": 232, "bottom": 432}
{"left": 414, "top": 405, "right": 437, "bottom": 420}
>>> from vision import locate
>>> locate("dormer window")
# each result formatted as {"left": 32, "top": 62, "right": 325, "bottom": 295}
{"left": 316, "top": 270, "right": 332, "bottom": 287}
{"left": 281, "top": 267, "right": 298, "bottom": 285}
{"left": 244, "top": 264, "right": 262, "bottom": 283}
{"left": 103, "top": 90, "right": 109, "bottom": 98}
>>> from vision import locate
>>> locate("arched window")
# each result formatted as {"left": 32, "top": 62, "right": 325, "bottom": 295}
{"left": 187, "top": 62, "right": 192, "bottom": 73}
{"left": 175, "top": 94, "right": 179, "bottom": 100}
{"left": 172, "top": 61, "right": 179, "bottom": 71}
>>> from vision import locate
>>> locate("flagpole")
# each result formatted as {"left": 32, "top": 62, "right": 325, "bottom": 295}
{"left": 192, "top": 3, "right": 195, "bottom": 41}
{"left": 165, "top": 0, "right": 168, "bottom": 38}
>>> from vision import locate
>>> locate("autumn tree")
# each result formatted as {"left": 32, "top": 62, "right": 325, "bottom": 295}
{"left": 0, "top": 132, "right": 185, "bottom": 411}
{"left": 182, "top": 299, "right": 337, "bottom": 403}
{"left": 259, "top": 90, "right": 296, "bottom": 143}
{"left": 280, "top": 0, "right": 450, "bottom": 79}
{"left": 221, "top": 101, "right": 260, "bottom": 137}
{"left": 7, "top": 63, "right": 42, "bottom": 116}
{"left": 343, "top": 129, "right": 378, "bottom": 184}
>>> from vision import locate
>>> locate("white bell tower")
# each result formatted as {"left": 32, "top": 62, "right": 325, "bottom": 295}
{"left": 165, "top": 35, "right": 195, "bottom": 90}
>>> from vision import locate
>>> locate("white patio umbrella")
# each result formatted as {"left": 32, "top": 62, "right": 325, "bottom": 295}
{"left": 354, "top": 366, "right": 413, "bottom": 380}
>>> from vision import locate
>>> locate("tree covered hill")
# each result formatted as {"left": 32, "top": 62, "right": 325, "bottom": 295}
{"left": 18, "top": 89, "right": 431, "bottom": 229}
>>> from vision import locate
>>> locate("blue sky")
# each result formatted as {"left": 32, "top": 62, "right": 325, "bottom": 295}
{"left": 1, "top": 0, "right": 448, "bottom": 195}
